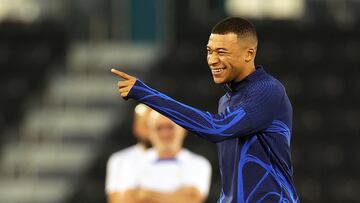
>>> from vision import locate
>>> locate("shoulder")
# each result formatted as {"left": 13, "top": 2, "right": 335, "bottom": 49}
{"left": 143, "top": 148, "right": 158, "bottom": 162}
{"left": 131, "top": 148, "right": 157, "bottom": 167}
{"left": 248, "top": 75, "right": 285, "bottom": 98}
{"left": 268, "top": 74, "right": 286, "bottom": 92}
{"left": 107, "top": 145, "right": 140, "bottom": 164}
{"left": 180, "top": 149, "right": 212, "bottom": 169}
{"left": 107, "top": 149, "right": 126, "bottom": 164}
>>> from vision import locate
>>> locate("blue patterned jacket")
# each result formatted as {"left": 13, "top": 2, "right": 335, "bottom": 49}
{"left": 127, "top": 66, "right": 299, "bottom": 203}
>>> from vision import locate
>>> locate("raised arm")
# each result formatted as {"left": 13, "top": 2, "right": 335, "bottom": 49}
{"left": 111, "top": 69, "right": 283, "bottom": 142}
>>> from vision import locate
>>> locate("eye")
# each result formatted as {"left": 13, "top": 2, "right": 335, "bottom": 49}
{"left": 218, "top": 51, "right": 227, "bottom": 56}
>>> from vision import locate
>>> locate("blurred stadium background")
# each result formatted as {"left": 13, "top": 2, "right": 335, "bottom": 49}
{"left": 0, "top": 0, "right": 359, "bottom": 202}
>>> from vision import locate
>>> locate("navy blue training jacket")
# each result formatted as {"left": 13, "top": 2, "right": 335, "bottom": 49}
{"left": 126, "top": 66, "right": 299, "bottom": 203}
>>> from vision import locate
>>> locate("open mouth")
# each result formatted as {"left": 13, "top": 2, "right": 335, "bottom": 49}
{"left": 211, "top": 67, "right": 226, "bottom": 75}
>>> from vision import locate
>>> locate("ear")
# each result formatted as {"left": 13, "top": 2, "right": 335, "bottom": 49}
{"left": 245, "top": 47, "right": 256, "bottom": 62}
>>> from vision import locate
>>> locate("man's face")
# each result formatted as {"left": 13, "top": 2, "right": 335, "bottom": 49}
{"left": 134, "top": 116, "right": 150, "bottom": 143}
{"left": 133, "top": 107, "right": 152, "bottom": 148}
{"left": 149, "top": 115, "right": 185, "bottom": 153}
{"left": 207, "top": 33, "right": 247, "bottom": 84}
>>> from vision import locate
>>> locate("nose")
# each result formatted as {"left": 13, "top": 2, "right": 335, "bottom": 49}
{"left": 207, "top": 53, "right": 220, "bottom": 66}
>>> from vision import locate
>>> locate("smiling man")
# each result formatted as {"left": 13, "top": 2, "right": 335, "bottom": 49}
{"left": 111, "top": 17, "right": 299, "bottom": 203}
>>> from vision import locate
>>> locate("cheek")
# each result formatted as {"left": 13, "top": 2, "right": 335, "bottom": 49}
{"left": 219, "top": 56, "right": 232, "bottom": 70}
{"left": 219, "top": 56, "right": 226, "bottom": 62}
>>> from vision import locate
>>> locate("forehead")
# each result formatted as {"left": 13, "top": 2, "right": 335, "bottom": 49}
{"left": 207, "top": 33, "right": 239, "bottom": 49}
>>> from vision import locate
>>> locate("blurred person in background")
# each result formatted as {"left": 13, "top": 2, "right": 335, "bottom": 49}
{"left": 120, "top": 110, "right": 212, "bottom": 203}
{"left": 105, "top": 104, "right": 152, "bottom": 203}
{"left": 112, "top": 17, "right": 299, "bottom": 202}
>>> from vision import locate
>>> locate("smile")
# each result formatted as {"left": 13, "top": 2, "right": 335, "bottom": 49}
{"left": 211, "top": 68, "right": 226, "bottom": 75}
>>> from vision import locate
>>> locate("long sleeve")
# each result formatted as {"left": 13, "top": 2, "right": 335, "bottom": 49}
{"left": 127, "top": 79, "right": 283, "bottom": 143}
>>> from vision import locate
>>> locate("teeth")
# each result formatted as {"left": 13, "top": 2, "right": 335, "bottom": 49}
{"left": 212, "top": 68, "right": 224, "bottom": 73}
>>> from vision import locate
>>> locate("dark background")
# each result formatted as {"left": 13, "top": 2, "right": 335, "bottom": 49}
{"left": 0, "top": 0, "right": 359, "bottom": 203}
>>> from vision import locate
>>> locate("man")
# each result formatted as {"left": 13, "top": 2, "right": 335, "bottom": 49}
{"left": 111, "top": 17, "right": 299, "bottom": 202}
{"left": 105, "top": 104, "right": 152, "bottom": 203}
{"left": 120, "top": 111, "right": 212, "bottom": 203}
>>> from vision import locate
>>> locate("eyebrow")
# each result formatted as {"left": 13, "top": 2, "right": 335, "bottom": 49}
{"left": 206, "top": 46, "right": 229, "bottom": 52}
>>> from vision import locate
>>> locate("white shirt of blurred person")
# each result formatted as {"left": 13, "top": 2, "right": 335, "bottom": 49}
{"left": 106, "top": 104, "right": 152, "bottom": 203}
{"left": 121, "top": 111, "right": 212, "bottom": 203}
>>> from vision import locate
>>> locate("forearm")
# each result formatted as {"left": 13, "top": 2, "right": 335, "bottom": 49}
{"left": 112, "top": 70, "right": 281, "bottom": 141}
{"left": 121, "top": 189, "right": 148, "bottom": 203}
{"left": 107, "top": 192, "right": 122, "bottom": 203}
{"left": 128, "top": 80, "right": 253, "bottom": 142}
{"left": 140, "top": 187, "right": 204, "bottom": 203}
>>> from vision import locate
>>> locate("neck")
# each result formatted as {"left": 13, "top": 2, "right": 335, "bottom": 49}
{"left": 157, "top": 148, "right": 180, "bottom": 159}
{"left": 235, "top": 63, "right": 256, "bottom": 82}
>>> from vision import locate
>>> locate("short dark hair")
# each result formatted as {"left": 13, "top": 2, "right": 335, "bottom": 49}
{"left": 211, "top": 17, "right": 257, "bottom": 42}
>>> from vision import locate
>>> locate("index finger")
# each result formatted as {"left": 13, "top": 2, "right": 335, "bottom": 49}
{"left": 111, "top": 68, "right": 132, "bottom": 80}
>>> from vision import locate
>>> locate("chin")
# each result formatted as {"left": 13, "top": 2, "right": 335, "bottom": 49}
{"left": 213, "top": 78, "right": 226, "bottom": 84}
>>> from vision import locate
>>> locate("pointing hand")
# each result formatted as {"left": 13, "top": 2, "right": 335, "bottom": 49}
{"left": 111, "top": 68, "right": 137, "bottom": 98}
